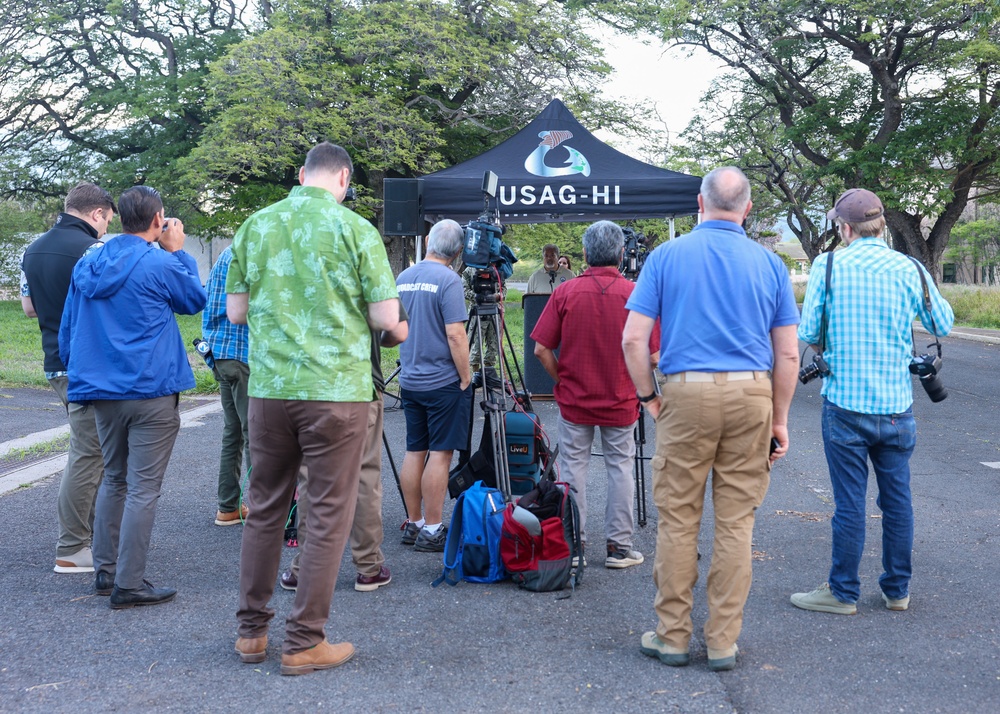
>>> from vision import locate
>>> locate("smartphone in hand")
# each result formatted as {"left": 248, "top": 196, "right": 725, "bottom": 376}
{"left": 769, "top": 437, "right": 781, "bottom": 455}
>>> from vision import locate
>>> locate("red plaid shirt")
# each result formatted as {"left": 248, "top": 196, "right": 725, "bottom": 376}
{"left": 531, "top": 266, "right": 658, "bottom": 426}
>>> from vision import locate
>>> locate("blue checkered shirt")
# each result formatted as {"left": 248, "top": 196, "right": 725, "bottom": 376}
{"left": 202, "top": 247, "right": 248, "bottom": 363}
{"left": 798, "top": 237, "right": 954, "bottom": 414}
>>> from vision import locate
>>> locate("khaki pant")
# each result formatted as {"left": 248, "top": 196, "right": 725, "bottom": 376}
{"left": 48, "top": 376, "right": 105, "bottom": 557}
{"left": 291, "top": 398, "right": 386, "bottom": 578}
{"left": 650, "top": 372, "right": 772, "bottom": 652}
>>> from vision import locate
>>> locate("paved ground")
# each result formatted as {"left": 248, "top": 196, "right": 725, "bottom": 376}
{"left": 0, "top": 332, "right": 998, "bottom": 712}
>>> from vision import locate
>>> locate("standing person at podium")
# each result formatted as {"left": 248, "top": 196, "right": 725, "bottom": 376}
{"left": 526, "top": 243, "right": 574, "bottom": 294}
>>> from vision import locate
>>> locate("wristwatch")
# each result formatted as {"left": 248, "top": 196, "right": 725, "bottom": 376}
{"left": 637, "top": 391, "right": 657, "bottom": 403}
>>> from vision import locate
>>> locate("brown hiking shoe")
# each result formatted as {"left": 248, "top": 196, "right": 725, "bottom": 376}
{"left": 235, "top": 636, "right": 267, "bottom": 663}
{"left": 280, "top": 641, "right": 355, "bottom": 676}
{"left": 215, "top": 504, "right": 249, "bottom": 526}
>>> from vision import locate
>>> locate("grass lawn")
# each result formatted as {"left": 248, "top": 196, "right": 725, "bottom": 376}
{"left": 3, "top": 291, "right": 531, "bottom": 393}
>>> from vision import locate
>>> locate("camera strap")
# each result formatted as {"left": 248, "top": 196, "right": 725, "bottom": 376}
{"left": 905, "top": 255, "right": 943, "bottom": 358}
{"left": 816, "top": 250, "right": 835, "bottom": 355}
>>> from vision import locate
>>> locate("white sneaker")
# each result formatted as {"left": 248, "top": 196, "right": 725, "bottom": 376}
{"left": 54, "top": 546, "right": 94, "bottom": 573}
{"left": 605, "top": 547, "right": 644, "bottom": 569}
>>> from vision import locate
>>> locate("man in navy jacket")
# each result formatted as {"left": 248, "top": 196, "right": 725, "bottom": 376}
{"left": 60, "top": 185, "right": 207, "bottom": 609}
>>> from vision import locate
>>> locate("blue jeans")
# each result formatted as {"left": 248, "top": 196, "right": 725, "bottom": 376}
{"left": 822, "top": 399, "right": 916, "bottom": 603}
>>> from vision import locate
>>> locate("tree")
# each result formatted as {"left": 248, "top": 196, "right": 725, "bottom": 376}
{"left": 0, "top": 0, "right": 252, "bottom": 202}
{"left": 178, "top": 0, "right": 637, "bottom": 270}
{"left": 573, "top": 1, "right": 1000, "bottom": 275}
{"left": 944, "top": 218, "right": 1000, "bottom": 284}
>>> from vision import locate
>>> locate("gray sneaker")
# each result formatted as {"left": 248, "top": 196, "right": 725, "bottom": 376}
{"left": 413, "top": 526, "right": 448, "bottom": 553}
{"left": 400, "top": 520, "right": 420, "bottom": 546}
{"left": 605, "top": 546, "right": 644, "bottom": 569}
{"left": 882, "top": 591, "right": 910, "bottom": 611}
{"left": 790, "top": 583, "right": 857, "bottom": 615}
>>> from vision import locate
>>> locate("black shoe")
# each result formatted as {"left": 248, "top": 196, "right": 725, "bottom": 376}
{"left": 95, "top": 570, "right": 114, "bottom": 596}
{"left": 484, "top": 367, "right": 503, "bottom": 391}
{"left": 471, "top": 372, "right": 483, "bottom": 389}
{"left": 109, "top": 580, "right": 177, "bottom": 609}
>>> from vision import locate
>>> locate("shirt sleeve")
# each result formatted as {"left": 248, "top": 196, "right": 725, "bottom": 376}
{"left": 440, "top": 273, "right": 469, "bottom": 325}
{"left": 530, "top": 293, "right": 562, "bottom": 350}
{"left": 797, "top": 253, "right": 828, "bottom": 345}
{"left": 226, "top": 224, "right": 251, "bottom": 294}
{"left": 771, "top": 266, "right": 801, "bottom": 328}
{"left": 162, "top": 251, "right": 209, "bottom": 315}
{"left": 356, "top": 224, "right": 399, "bottom": 304}
{"left": 624, "top": 250, "right": 662, "bottom": 319}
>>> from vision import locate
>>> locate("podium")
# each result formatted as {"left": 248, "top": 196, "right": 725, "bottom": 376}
{"left": 522, "top": 294, "right": 556, "bottom": 397}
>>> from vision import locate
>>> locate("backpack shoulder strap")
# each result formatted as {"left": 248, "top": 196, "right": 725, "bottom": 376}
{"left": 432, "top": 492, "right": 466, "bottom": 588}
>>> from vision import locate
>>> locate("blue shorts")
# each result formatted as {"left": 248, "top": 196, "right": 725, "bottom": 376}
{"left": 401, "top": 380, "right": 473, "bottom": 452}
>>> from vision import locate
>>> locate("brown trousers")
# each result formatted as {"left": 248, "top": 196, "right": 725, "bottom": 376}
{"left": 651, "top": 373, "right": 772, "bottom": 652}
{"left": 237, "top": 398, "right": 367, "bottom": 654}
{"left": 291, "top": 398, "right": 386, "bottom": 578}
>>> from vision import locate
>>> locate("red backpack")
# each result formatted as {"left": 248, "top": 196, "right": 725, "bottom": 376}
{"left": 500, "top": 480, "right": 583, "bottom": 592}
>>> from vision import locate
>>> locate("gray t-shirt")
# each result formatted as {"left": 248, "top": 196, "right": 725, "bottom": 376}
{"left": 396, "top": 260, "right": 467, "bottom": 391}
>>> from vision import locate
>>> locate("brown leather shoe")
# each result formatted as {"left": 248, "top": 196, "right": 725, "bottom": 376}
{"left": 215, "top": 503, "right": 249, "bottom": 526}
{"left": 235, "top": 635, "right": 267, "bottom": 664}
{"left": 280, "top": 640, "right": 355, "bottom": 676}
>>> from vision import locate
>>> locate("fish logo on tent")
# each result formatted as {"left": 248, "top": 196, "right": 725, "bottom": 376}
{"left": 524, "top": 130, "right": 591, "bottom": 178}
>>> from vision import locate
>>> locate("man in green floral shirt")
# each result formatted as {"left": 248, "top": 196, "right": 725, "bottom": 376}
{"left": 226, "top": 143, "right": 400, "bottom": 676}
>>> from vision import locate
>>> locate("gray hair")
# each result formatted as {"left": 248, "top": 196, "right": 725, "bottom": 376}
{"left": 427, "top": 219, "right": 465, "bottom": 259}
{"left": 581, "top": 220, "right": 624, "bottom": 267}
{"left": 700, "top": 166, "right": 751, "bottom": 214}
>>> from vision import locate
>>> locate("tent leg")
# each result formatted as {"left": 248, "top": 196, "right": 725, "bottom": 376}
{"left": 669, "top": 217, "right": 675, "bottom": 240}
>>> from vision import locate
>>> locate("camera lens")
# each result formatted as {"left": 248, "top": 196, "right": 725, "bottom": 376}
{"left": 919, "top": 374, "right": 948, "bottom": 402}
{"left": 798, "top": 363, "right": 819, "bottom": 384}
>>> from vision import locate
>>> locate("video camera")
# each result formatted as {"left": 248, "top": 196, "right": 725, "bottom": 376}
{"left": 463, "top": 171, "right": 517, "bottom": 299}
{"left": 620, "top": 226, "right": 649, "bottom": 281}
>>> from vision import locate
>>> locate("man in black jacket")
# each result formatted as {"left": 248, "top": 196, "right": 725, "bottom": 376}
{"left": 21, "top": 182, "right": 116, "bottom": 574}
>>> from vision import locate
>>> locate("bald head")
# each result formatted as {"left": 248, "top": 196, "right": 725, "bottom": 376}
{"left": 699, "top": 167, "right": 752, "bottom": 223}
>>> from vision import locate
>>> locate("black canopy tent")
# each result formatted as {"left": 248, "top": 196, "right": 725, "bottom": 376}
{"left": 418, "top": 98, "right": 702, "bottom": 225}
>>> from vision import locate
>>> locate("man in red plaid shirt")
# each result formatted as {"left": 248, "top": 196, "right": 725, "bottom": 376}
{"left": 531, "top": 220, "right": 658, "bottom": 569}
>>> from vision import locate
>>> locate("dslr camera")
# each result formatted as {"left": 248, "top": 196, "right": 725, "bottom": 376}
{"left": 909, "top": 352, "right": 947, "bottom": 402}
{"left": 798, "top": 354, "right": 831, "bottom": 385}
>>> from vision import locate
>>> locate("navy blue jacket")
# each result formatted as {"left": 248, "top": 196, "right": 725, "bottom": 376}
{"left": 59, "top": 234, "right": 207, "bottom": 402}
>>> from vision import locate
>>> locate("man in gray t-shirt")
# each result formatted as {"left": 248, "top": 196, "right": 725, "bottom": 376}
{"left": 395, "top": 219, "right": 472, "bottom": 553}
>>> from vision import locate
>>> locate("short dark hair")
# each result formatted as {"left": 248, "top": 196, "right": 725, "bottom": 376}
{"left": 304, "top": 142, "right": 353, "bottom": 178}
{"left": 118, "top": 186, "right": 163, "bottom": 234}
{"left": 64, "top": 182, "right": 116, "bottom": 216}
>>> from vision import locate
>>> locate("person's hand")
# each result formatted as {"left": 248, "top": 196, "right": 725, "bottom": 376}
{"left": 643, "top": 398, "right": 661, "bottom": 420}
{"left": 158, "top": 217, "right": 186, "bottom": 253}
{"left": 460, "top": 376, "right": 471, "bottom": 391}
{"left": 769, "top": 424, "right": 789, "bottom": 464}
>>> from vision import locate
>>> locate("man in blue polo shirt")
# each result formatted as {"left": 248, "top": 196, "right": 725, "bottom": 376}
{"left": 790, "top": 188, "right": 954, "bottom": 616}
{"left": 623, "top": 166, "right": 800, "bottom": 672}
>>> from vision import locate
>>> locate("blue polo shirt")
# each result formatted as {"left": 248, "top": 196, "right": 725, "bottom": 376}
{"left": 626, "top": 220, "right": 799, "bottom": 374}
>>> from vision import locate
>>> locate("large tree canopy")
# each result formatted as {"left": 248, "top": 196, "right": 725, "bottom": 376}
{"left": 179, "top": 0, "right": 632, "bottom": 262}
{"left": 574, "top": 0, "right": 1000, "bottom": 274}
{"left": 0, "top": 0, "right": 253, "bottom": 200}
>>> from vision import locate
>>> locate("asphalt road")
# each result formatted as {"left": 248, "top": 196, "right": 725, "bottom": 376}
{"left": 0, "top": 332, "right": 998, "bottom": 713}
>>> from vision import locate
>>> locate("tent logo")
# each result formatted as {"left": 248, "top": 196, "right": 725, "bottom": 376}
{"left": 524, "top": 130, "right": 592, "bottom": 178}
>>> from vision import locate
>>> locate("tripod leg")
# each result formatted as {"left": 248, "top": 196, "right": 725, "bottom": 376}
{"left": 382, "top": 429, "right": 406, "bottom": 511}
{"left": 635, "top": 414, "right": 648, "bottom": 528}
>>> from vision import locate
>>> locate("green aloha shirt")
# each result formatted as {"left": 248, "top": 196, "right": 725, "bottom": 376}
{"left": 226, "top": 185, "right": 398, "bottom": 401}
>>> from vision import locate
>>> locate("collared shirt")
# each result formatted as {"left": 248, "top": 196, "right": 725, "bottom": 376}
{"left": 626, "top": 220, "right": 799, "bottom": 374}
{"left": 202, "top": 247, "right": 248, "bottom": 363}
{"left": 526, "top": 266, "right": 575, "bottom": 294}
{"left": 531, "top": 266, "right": 658, "bottom": 426}
{"left": 227, "top": 185, "right": 398, "bottom": 402}
{"left": 798, "top": 236, "right": 954, "bottom": 414}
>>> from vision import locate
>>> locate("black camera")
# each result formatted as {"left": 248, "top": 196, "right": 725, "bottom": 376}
{"left": 909, "top": 353, "right": 947, "bottom": 402}
{"left": 619, "top": 227, "right": 649, "bottom": 281}
{"left": 798, "top": 354, "right": 831, "bottom": 384}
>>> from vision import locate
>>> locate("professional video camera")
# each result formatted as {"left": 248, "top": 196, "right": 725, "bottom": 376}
{"left": 463, "top": 171, "right": 517, "bottom": 299}
{"left": 909, "top": 346, "right": 947, "bottom": 402}
{"left": 619, "top": 226, "right": 649, "bottom": 281}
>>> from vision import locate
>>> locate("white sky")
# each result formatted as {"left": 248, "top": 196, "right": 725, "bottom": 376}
{"left": 592, "top": 31, "right": 726, "bottom": 157}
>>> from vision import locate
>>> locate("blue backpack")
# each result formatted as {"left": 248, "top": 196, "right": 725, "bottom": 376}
{"left": 433, "top": 480, "right": 507, "bottom": 586}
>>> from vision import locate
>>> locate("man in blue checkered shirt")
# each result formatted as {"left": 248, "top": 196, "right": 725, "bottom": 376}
{"left": 791, "top": 188, "right": 954, "bottom": 616}
{"left": 203, "top": 246, "right": 251, "bottom": 527}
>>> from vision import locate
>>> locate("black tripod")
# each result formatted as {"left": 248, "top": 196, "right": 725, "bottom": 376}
{"left": 381, "top": 361, "right": 405, "bottom": 508}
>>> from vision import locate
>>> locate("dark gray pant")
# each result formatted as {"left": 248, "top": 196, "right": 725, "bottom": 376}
{"left": 213, "top": 359, "right": 250, "bottom": 512}
{"left": 92, "top": 395, "right": 181, "bottom": 590}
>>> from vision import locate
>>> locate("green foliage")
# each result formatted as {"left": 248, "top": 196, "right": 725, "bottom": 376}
{"left": 0, "top": 199, "right": 53, "bottom": 297}
{"left": 940, "top": 285, "right": 1000, "bottom": 329}
{"left": 0, "top": 299, "right": 47, "bottom": 387}
{"left": 582, "top": 0, "right": 1000, "bottom": 273}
